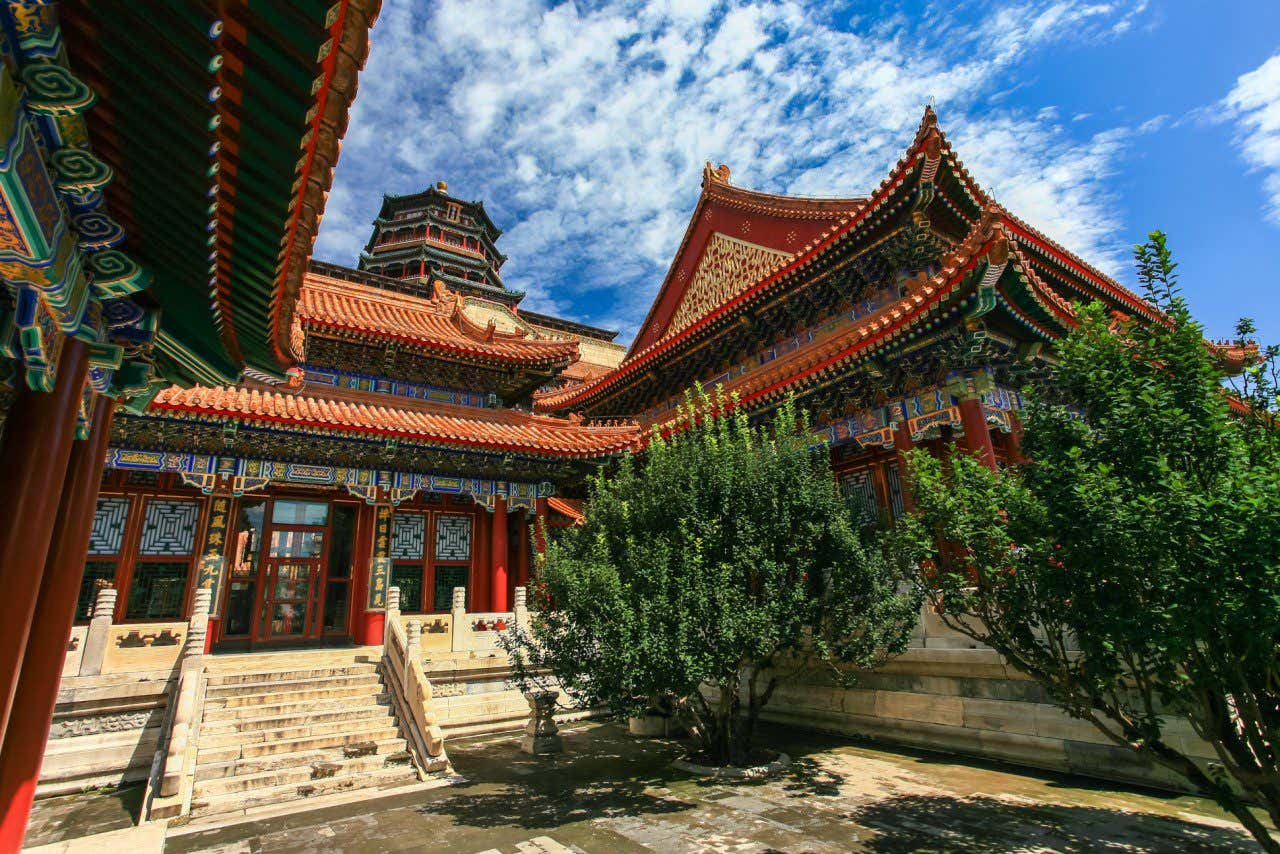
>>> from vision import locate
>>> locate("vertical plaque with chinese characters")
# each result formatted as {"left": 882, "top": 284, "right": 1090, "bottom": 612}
{"left": 196, "top": 495, "right": 232, "bottom": 609}
{"left": 368, "top": 504, "right": 392, "bottom": 610}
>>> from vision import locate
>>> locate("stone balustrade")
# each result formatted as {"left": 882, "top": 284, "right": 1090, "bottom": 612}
{"left": 149, "top": 587, "right": 212, "bottom": 819}
{"left": 382, "top": 586, "right": 449, "bottom": 774}
{"left": 72, "top": 586, "right": 193, "bottom": 677}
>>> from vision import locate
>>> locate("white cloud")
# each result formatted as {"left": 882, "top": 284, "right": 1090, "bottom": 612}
{"left": 316, "top": 0, "right": 1150, "bottom": 341}
{"left": 1224, "top": 52, "right": 1280, "bottom": 226}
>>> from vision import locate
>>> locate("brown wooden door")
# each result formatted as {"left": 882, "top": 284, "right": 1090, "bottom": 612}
{"left": 261, "top": 560, "right": 321, "bottom": 641}
{"left": 253, "top": 503, "right": 329, "bottom": 642}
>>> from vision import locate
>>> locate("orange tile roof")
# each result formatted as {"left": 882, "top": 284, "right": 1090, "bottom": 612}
{"left": 150, "top": 383, "right": 641, "bottom": 458}
{"left": 547, "top": 497, "right": 585, "bottom": 524}
{"left": 298, "top": 273, "right": 580, "bottom": 367}
{"left": 535, "top": 110, "right": 1151, "bottom": 415}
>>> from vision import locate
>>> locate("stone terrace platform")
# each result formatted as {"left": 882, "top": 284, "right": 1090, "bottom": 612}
{"left": 27, "top": 721, "right": 1263, "bottom": 852}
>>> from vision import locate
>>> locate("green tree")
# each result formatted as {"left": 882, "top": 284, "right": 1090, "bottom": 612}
{"left": 503, "top": 391, "right": 920, "bottom": 766}
{"left": 896, "top": 233, "right": 1280, "bottom": 849}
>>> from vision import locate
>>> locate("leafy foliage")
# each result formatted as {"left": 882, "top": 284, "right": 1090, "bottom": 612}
{"left": 896, "top": 232, "right": 1280, "bottom": 849}
{"left": 502, "top": 390, "right": 920, "bottom": 766}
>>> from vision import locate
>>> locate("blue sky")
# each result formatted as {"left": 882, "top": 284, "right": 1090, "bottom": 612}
{"left": 314, "top": 1, "right": 1280, "bottom": 347}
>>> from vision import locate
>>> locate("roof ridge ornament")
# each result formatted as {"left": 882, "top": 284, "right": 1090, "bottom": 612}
{"left": 703, "top": 162, "right": 732, "bottom": 186}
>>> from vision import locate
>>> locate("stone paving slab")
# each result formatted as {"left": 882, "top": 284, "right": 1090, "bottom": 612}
{"left": 26, "top": 721, "right": 1268, "bottom": 852}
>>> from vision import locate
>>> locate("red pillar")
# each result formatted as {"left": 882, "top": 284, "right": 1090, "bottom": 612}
{"left": 0, "top": 337, "right": 88, "bottom": 746}
{"left": 351, "top": 503, "right": 380, "bottom": 645}
{"left": 1006, "top": 411, "right": 1026, "bottom": 465}
{"left": 957, "top": 397, "right": 998, "bottom": 472}
{"left": 490, "top": 495, "right": 509, "bottom": 611}
{"left": 892, "top": 423, "right": 917, "bottom": 514}
{"left": 0, "top": 395, "right": 113, "bottom": 849}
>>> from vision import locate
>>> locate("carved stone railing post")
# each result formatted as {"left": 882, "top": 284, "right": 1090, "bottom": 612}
{"left": 406, "top": 620, "right": 422, "bottom": 668}
{"left": 513, "top": 586, "right": 529, "bottom": 631}
{"left": 157, "top": 588, "right": 211, "bottom": 801}
{"left": 521, "top": 690, "right": 563, "bottom": 755}
{"left": 450, "top": 586, "right": 466, "bottom": 652}
{"left": 78, "top": 586, "right": 116, "bottom": 676}
{"left": 185, "top": 588, "right": 212, "bottom": 659}
{"left": 387, "top": 585, "right": 401, "bottom": 623}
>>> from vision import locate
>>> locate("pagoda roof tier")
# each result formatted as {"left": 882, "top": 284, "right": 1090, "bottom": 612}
{"left": 373, "top": 186, "right": 503, "bottom": 240}
{"left": 149, "top": 382, "right": 642, "bottom": 459}
{"left": 61, "top": 1, "right": 380, "bottom": 382}
{"left": 536, "top": 109, "right": 1156, "bottom": 418}
{"left": 298, "top": 272, "right": 579, "bottom": 370}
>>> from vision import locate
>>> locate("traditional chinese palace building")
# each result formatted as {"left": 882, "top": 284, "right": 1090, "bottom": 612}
{"left": 0, "top": 4, "right": 1253, "bottom": 832}
{"left": 75, "top": 105, "right": 1251, "bottom": 658}
{"left": 94, "top": 183, "right": 634, "bottom": 650}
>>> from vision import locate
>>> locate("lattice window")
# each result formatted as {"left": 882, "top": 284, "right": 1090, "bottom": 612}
{"left": 885, "top": 463, "right": 906, "bottom": 520}
{"left": 667, "top": 233, "right": 790, "bottom": 335}
{"left": 391, "top": 513, "right": 426, "bottom": 561}
{"left": 435, "top": 515, "right": 472, "bottom": 561}
{"left": 88, "top": 497, "right": 131, "bottom": 555}
{"left": 125, "top": 562, "right": 188, "bottom": 619}
{"left": 138, "top": 499, "right": 200, "bottom": 556}
{"left": 840, "top": 470, "right": 878, "bottom": 528}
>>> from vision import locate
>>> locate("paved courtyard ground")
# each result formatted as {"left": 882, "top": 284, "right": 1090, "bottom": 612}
{"left": 27, "top": 721, "right": 1264, "bottom": 852}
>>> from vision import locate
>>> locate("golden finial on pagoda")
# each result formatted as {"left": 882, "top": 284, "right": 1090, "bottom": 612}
{"left": 436, "top": 180, "right": 448, "bottom": 192}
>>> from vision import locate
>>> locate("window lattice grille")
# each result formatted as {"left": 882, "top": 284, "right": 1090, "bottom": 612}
{"left": 138, "top": 500, "right": 200, "bottom": 556}
{"left": 840, "top": 470, "right": 878, "bottom": 527}
{"left": 435, "top": 515, "right": 472, "bottom": 561}
{"left": 88, "top": 497, "right": 131, "bottom": 555}
{"left": 885, "top": 463, "right": 906, "bottom": 520}
{"left": 390, "top": 513, "right": 426, "bottom": 561}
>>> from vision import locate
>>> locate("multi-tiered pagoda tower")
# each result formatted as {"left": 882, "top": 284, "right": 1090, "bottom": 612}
{"left": 359, "top": 181, "right": 510, "bottom": 303}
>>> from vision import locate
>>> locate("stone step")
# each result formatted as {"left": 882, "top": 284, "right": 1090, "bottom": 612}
{"left": 199, "top": 711, "right": 398, "bottom": 749}
{"left": 195, "top": 736, "right": 410, "bottom": 782}
{"left": 189, "top": 764, "right": 421, "bottom": 819}
{"left": 197, "top": 722, "right": 403, "bottom": 764}
{"left": 204, "top": 680, "right": 385, "bottom": 710}
{"left": 202, "top": 691, "right": 393, "bottom": 723}
{"left": 201, "top": 701, "right": 394, "bottom": 736}
{"left": 204, "top": 672, "right": 383, "bottom": 700}
{"left": 205, "top": 663, "right": 378, "bottom": 687}
{"left": 194, "top": 747, "right": 414, "bottom": 798}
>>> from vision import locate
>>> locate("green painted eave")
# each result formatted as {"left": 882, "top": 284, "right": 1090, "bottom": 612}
{"left": 62, "top": 1, "right": 336, "bottom": 385}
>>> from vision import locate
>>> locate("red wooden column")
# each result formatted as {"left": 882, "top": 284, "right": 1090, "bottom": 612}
{"left": 892, "top": 423, "right": 917, "bottom": 514}
{"left": 0, "top": 395, "right": 113, "bottom": 849}
{"left": 1006, "top": 411, "right": 1026, "bottom": 465}
{"left": 490, "top": 495, "right": 509, "bottom": 611}
{"left": 351, "top": 502, "right": 378, "bottom": 645}
{"left": 0, "top": 337, "right": 89, "bottom": 746}
{"left": 957, "top": 397, "right": 998, "bottom": 472}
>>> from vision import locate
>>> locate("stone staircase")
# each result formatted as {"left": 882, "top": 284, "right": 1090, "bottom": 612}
{"left": 186, "top": 653, "right": 424, "bottom": 821}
